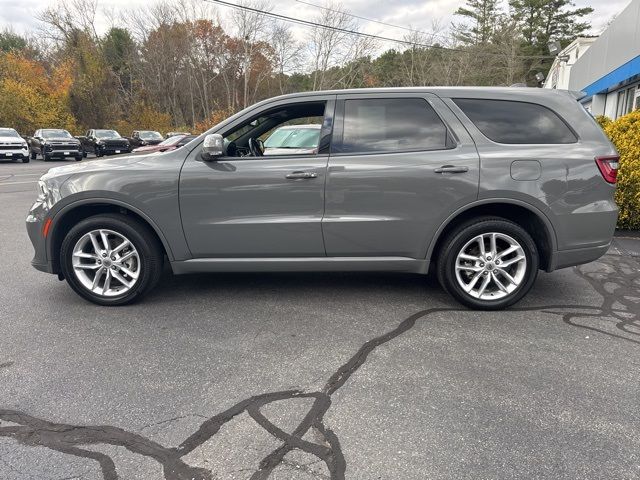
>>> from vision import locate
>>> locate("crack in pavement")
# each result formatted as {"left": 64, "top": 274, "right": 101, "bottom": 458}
{"left": 0, "top": 362, "right": 14, "bottom": 370}
{"left": 1, "top": 254, "right": 638, "bottom": 479}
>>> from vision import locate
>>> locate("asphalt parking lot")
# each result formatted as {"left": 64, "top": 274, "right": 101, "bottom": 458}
{"left": 1, "top": 157, "right": 639, "bottom": 480}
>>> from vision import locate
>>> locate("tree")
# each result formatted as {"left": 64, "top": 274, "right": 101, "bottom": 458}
{"left": 103, "top": 27, "right": 137, "bottom": 101}
{"left": 509, "top": 0, "right": 593, "bottom": 55}
{"left": 454, "top": 0, "right": 501, "bottom": 45}
{"left": 0, "top": 53, "right": 76, "bottom": 135}
{"left": 0, "top": 30, "right": 28, "bottom": 53}
{"left": 271, "top": 23, "right": 303, "bottom": 94}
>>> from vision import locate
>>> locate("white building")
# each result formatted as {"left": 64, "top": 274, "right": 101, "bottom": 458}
{"left": 566, "top": 0, "right": 640, "bottom": 118}
{"left": 543, "top": 37, "right": 597, "bottom": 90}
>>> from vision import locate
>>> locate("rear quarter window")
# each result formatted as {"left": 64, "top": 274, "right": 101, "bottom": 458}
{"left": 452, "top": 98, "right": 577, "bottom": 144}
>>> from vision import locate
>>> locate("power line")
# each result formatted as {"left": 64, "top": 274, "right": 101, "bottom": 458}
{"left": 205, "top": 0, "right": 555, "bottom": 59}
{"left": 294, "top": 0, "right": 450, "bottom": 43}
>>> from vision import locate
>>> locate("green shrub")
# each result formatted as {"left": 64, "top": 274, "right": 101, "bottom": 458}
{"left": 594, "top": 114, "right": 612, "bottom": 130}
{"left": 600, "top": 111, "right": 640, "bottom": 230}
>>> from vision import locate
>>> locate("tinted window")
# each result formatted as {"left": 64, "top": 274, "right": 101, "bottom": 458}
{"left": 339, "top": 98, "right": 449, "bottom": 154}
{"left": 453, "top": 98, "right": 577, "bottom": 144}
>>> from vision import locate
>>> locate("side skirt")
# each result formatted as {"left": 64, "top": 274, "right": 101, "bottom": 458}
{"left": 170, "top": 257, "right": 430, "bottom": 275}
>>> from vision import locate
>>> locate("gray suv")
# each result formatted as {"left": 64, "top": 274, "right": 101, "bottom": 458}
{"left": 26, "top": 87, "right": 619, "bottom": 309}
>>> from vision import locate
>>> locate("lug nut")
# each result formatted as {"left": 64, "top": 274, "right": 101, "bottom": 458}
{"left": 102, "top": 253, "right": 107, "bottom": 257}
{"left": 111, "top": 256, "right": 116, "bottom": 261}
{"left": 482, "top": 271, "right": 489, "bottom": 275}
{"left": 486, "top": 255, "right": 492, "bottom": 261}
{"left": 97, "top": 260, "right": 102, "bottom": 265}
{"left": 496, "top": 260, "right": 501, "bottom": 265}
{"left": 111, "top": 266, "right": 116, "bottom": 270}
{"left": 480, "top": 263, "right": 485, "bottom": 267}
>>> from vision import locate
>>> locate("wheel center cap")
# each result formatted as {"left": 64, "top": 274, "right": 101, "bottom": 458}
{"left": 103, "top": 258, "right": 112, "bottom": 268}
{"left": 486, "top": 262, "right": 495, "bottom": 271}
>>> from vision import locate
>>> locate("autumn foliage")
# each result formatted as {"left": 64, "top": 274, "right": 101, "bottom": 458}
{"left": 0, "top": 53, "right": 76, "bottom": 134}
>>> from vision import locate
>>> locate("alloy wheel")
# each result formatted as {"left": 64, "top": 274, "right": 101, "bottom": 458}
{"left": 454, "top": 232, "right": 527, "bottom": 301}
{"left": 71, "top": 229, "right": 141, "bottom": 297}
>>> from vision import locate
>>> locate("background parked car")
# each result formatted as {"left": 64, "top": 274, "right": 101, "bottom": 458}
{"left": 128, "top": 130, "right": 164, "bottom": 149}
{"left": 28, "top": 129, "right": 82, "bottom": 162}
{"left": 262, "top": 124, "right": 321, "bottom": 155}
{"left": 0, "top": 128, "right": 30, "bottom": 163}
{"left": 132, "top": 134, "right": 196, "bottom": 153}
{"left": 78, "top": 129, "right": 131, "bottom": 157}
{"left": 166, "top": 131, "right": 190, "bottom": 138}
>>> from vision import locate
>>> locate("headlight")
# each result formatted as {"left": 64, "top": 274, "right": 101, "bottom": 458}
{"left": 37, "top": 180, "right": 61, "bottom": 209}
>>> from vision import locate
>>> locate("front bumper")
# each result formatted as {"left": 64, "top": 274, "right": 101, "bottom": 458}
{"left": 26, "top": 196, "right": 55, "bottom": 274}
{"left": 0, "top": 148, "right": 29, "bottom": 160}
{"left": 96, "top": 144, "right": 131, "bottom": 155}
{"left": 44, "top": 148, "right": 82, "bottom": 158}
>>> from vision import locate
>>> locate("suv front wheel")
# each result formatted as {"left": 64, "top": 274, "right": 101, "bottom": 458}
{"left": 60, "top": 214, "right": 163, "bottom": 306}
{"left": 437, "top": 217, "right": 539, "bottom": 310}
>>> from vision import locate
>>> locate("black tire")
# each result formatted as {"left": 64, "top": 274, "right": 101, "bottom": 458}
{"left": 95, "top": 149, "right": 102, "bottom": 158}
{"left": 437, "top": 217, "right": 539, "bottom": 310}
{"left": 22, "top": 156, "right": 29, "bottom": 163}
{"left": 60, "top": 214, "right": 164, "bottom": 306}
{"left": 83, "top": 151, "right": 88, "bottom": 158}
{"left": 43, "top": 153, "right": 51, "bottom": 162}
{"left": 75, "top": 155, "right": 82, "bottom": 161}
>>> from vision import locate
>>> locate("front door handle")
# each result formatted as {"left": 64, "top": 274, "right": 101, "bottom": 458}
{"left": 285, "top": 171, "right": 318, "bottom": 180}
{"left": 434, "top": 165, "right": 469, "bottom": 174}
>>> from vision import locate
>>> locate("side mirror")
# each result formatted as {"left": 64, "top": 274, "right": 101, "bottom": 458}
{"left": 201, "top": 134, "right": 224, "bottom": 161}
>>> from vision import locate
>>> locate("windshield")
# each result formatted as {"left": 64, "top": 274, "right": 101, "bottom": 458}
{"left": 42, "top": 129, "right": 72, "bottom": 139}
{"left": 139, "top": 131, "right": 163, "bottom": 140}
{"left": 95, "top": 130, "right": 121, "bottom": 139}
{"left": 0, "top": 128, "right": 20, "bottom": 138}
{"left": 264, "top": 127, "right": 321, "bottom": 149}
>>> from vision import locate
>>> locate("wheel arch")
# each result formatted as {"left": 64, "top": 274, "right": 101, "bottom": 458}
{"left": 427, "top": 199, "right": 557, "bottom": 272}
{"left": 48, "top": 199, "right": 174, "bottom": 274}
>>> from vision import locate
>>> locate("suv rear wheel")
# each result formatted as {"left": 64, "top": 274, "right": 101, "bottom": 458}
{"left": 437, "top": 217, "right": 539, "bottom": 310}
{"left": 60, "top": 214, "right": 163, "bottom": 306}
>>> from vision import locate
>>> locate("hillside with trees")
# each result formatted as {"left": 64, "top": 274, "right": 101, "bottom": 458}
{"left": 0, "top": 0, "right": 594, "bottom": 135}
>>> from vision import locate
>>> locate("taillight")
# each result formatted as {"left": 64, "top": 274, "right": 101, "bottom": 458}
{"left": 595, "top": 155, "right": 619, "bottom": 184}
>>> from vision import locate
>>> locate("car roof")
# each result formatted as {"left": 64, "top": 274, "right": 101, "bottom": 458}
{"left": 254, "top": 86, "right": 580, "bottom": 104}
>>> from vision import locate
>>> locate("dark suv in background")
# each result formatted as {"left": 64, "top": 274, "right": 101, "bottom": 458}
{"left": 27, "top": 87, "right": 618, "bottom": 309}
{"left": 29, "top": 129, "right": 83, "bottom": 162}
{"left": 78, "top": 129, "right": 131, "bottom": 157}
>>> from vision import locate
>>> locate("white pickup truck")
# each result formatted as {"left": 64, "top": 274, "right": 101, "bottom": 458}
{"left": 0, "top": 128, "right": 29, "bottom": 163}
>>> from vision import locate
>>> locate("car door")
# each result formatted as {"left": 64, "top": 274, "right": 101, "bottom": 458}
{"left": 179, "top": 96, "right": 335, "bottom": 258}
{"left": 323, "top": 93, "right": 480, "bottom": 259}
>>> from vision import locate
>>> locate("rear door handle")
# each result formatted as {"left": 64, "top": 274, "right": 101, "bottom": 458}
{"left": 285, "top": 171, "right": 318, "bottom": 179}
{"left": 434, "top": 165, "right": 469, "bottom": 174}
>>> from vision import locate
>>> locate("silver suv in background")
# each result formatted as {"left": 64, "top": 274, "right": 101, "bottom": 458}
{"left": 0, "top": 128, "right": 30, "bottom": 163}
{"left": 26, "top": 87, "right": 619, "bottom": 309}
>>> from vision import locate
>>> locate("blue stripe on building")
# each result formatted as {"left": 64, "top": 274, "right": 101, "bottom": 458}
{"left": 582, "top": 54, "right": 640, "bottom": 96}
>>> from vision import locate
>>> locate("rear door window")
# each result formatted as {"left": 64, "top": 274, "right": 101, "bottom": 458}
{"left": 452, "top": 98, "right": 577, "bottom": 144}
{"left": 337, "top": 98, "right": 450, "bottom": 154}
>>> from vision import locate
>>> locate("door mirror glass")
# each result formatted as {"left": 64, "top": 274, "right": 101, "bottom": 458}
{"left": 201, "top": 134, "right": 224, "bottom": 161}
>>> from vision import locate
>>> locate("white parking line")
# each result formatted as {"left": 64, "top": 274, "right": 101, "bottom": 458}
{"left": 0, "top": 180, "right": 38, "bottom": 186}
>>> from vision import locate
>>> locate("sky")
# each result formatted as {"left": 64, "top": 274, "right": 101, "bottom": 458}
{"left": 0, "top": 0, "right": 633, "bottom": 46}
